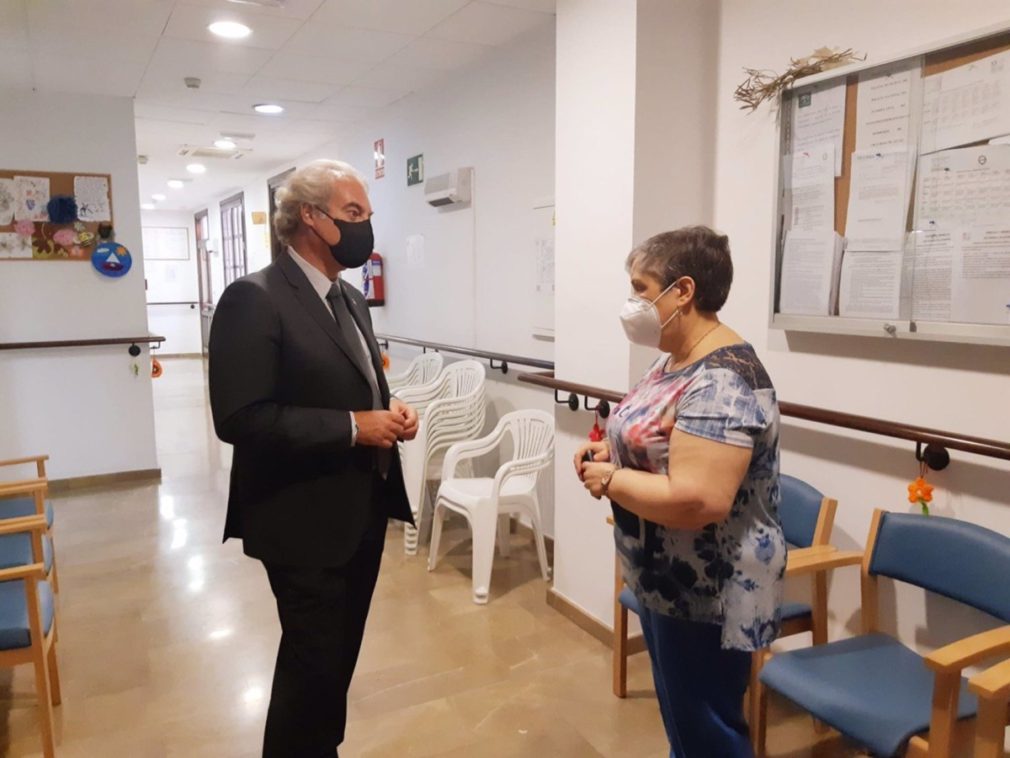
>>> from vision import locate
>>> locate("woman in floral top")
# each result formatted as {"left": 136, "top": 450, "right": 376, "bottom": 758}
{"left": 576, "top": 226, "right": 783, "bottom": 758}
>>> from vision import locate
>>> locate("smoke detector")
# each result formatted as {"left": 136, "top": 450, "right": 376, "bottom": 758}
{"left": 184, "top": 77, "right": 201, "bottom": 90}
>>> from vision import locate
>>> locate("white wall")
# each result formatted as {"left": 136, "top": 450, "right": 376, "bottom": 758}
{"left": 0, "top": 91, "right": 158, "bottom": 480}
{"left": 714, "top": 0, "right": 1010, "bottom": 650}
{"left": 141, "top": 209, "right": 201, "bottom": 355}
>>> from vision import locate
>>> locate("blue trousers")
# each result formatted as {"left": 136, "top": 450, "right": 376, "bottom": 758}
{"left": 638, "top": 606, "right": 754, "bottom": 758}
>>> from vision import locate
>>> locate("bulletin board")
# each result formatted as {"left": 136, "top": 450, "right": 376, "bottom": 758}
{"left": 0, "top": 170, "right": 114, "bottom": 261}
{"left": 771, "top": 26, "right": 1010, "bottom": 347}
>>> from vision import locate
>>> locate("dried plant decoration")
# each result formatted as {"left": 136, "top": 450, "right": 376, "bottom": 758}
{"left": 734, "top": 47, "right": 866, "bottom": 112}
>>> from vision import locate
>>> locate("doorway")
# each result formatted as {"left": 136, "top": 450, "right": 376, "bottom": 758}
{"left": 194, "top": 209, "right": 213, "bottom": 354}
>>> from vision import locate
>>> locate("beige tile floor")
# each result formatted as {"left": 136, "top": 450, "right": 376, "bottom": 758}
{"left": 0, "top": 358, "right": 865, "bottom": 757}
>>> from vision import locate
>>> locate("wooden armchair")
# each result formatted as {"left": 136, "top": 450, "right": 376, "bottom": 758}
{"left": 970, "top": 657, "right": 1010, "bottom": 758}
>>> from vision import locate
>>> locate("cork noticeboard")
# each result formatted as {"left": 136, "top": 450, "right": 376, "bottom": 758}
{"left": 772, "top": 26, "right": 1010, "bottom": 346}
{"left": 0, "top": 170, "right": 114, "bottom": 261}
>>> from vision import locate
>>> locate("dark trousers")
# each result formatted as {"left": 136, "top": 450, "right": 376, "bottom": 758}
{"left": 638, "top": 606, "right": 754, "bottom": 758}
{"left": 261, "top": 512, "right": 387, "bottom": 758}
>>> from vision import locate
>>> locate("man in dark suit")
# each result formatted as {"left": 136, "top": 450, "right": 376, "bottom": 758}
{"left": 208, "top": 159, "right": 418, "bottom": 757}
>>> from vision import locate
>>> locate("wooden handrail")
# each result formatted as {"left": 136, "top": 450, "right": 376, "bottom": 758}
{"left": 0, "top": 335, "right": 166, "bottom": 351}
{"left": 376, "top": 333, "right": 554, "bottom": 371}
{"left": 518, "top": 370, "right": 1010, "bottom": 462}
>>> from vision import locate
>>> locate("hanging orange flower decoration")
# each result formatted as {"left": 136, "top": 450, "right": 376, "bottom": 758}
{"left": 907, "top": 476, "right": 933, "bottom": 515}
{"left": 381, "top": 352, "right": 391, "bottom": 371}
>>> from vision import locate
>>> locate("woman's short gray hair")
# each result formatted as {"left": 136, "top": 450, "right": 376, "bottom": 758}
{"left": 272, "top": 159, "right": 368, "bottom": 245}
{"left": 626, "top": 226, "right": 734, "bottom": 312}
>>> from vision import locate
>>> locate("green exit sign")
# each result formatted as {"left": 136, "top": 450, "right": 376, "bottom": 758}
{"left": 407, "top": 154, "right": 424, "bottom": 186}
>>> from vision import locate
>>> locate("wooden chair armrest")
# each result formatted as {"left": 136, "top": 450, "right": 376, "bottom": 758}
{"left": 0, "top": 455, "right": 48, "bottom": 468}
{"left": 785, "top": 548, "right": 863, "bottom": 577}
{"left": 926, "top": 625, "right": 1010, "bottom": 674}
{"left": 0, "top": 515, "right": 47, "bottom": 536}
{"left": 0, "top": 562, "right": 46, "bottom": 583}
{"left": 969, "top": 657, "right": 1010, "bottom": 700}
{"left": 0, "top": 478, "right": 48, "bottom": 497}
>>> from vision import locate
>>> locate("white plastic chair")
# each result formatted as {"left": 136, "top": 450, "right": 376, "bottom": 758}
{"left": 428, "top": 409, "right": 554, "bottom": 604}
{"left": 397, "top": 360, "right": 487, "bottom": 554}
{"left": 387, "top": 352, "right": 444, "bottom": 395}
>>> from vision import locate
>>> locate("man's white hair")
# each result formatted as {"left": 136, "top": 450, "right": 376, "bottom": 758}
{"left": 272, "top": 159, "right": 368, "bottom": 245}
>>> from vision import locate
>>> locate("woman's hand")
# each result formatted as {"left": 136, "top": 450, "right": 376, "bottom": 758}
{"left": 582, "top": 462, "right": 617, "bottom": 500}
{"left": 573, "top": 440, "right": 611, "bottom": 481}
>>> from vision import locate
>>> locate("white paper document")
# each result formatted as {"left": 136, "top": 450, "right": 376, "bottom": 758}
{"left": 921, "top": 49, "right": 1010, "bottom": 154}
{"left": 856, "top": 64, "right": 917, "bottom": 151}
{"left": 0, "top": 178, "right": 14, "bottom": 225}
{"left": 914, "top": 145, "right": 1010, "bottom": 230}
{"left": 953, "top": 227, "right": 1010, "bottom": 324}
{"left": 907, "top": 230, "right": 955, "bottom": 321}
{"left": 74, "top": 175, "right": 111, "bottom": 222}
{"left": 14, "top": 176, "right": 49, "bottom": 222}
{"left": 791, "top": 81, "right": 846, "bottom": 176}
{"left": 845, "top": 147, "right": 915, "bottom": 251}
{"left": 0, "top": 232, "right": 33, "bottom": 259}
{"left": 839, "top": 250, "right": 904, "bottom": 318}
{"left": 789, "top": 144, "right": 835, "bottom": 231}
{"left": 779, "top": 230, "right": 844, "bottom": 315}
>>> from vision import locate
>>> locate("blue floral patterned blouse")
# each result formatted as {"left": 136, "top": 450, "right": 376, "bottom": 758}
{"left": 608, "top": 343, "right": 785, "bottom": 651}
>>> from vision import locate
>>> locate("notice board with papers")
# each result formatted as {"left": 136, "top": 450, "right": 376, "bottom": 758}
{"left": 771, "top": 25, "right": 1010, "bottom": 347}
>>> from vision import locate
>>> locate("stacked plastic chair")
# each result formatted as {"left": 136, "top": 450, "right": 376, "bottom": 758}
{"left": 428, "top": 409, "right": 554, "bottom": 604}
{"left": 386, "top": 351, "right": 444, "bottom": 395}
{"left": 395, "top": 360, "right": 486, "bottom": 555}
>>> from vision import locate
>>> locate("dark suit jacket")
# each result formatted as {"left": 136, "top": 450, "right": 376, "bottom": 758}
{"left": 208, "top": 251, "right": 412, "bottom": 568}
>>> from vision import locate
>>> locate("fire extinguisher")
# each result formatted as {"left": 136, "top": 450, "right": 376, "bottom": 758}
{"left": 361, "top": 252, "right": 385, "bottom": 307}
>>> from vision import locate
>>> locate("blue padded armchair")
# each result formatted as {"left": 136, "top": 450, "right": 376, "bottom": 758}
{"left": 758, "top": 509, "right": 1010, "bottom": 758}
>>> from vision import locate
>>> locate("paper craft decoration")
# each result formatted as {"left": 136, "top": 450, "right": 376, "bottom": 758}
{"left": 0, "top": 179, "right": 14, "bottom": 225}
{"left": 14, "top": 176, "right": 50, "bottom": 221}
{"left": 74, "top": 175, "right": 111, "bottom": 222}
{"left": 91, "top": 241, "right": 132, "bottom": 278}
{"left": 0, "top": 232, "right": 32, "bottom": 259}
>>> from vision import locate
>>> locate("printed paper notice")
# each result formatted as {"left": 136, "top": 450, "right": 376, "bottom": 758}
{"left": 779, "top": 230, "right": 842, "bottom": 315}
{"left": 914, "top": 145, "right": 1010, "bottom": 230}
{"left": 845, "top": 148, "right": 914, "bottom": 251}
{"left": 907, "top": 230, "right": 955, "bottom": 322}
{"left": 0, "top": 178, "right": 14, "bottom": 225}
{"left": 74, "top": 175, "right": 111, "bottom": 222}
{"left": 0, "top": 232, "right": 32, "bottom": 259}
{"left": 839, "top": 251, "right": 904, "bottom": 318}
{"left": 535, "top": 238, "right": 554, "bottom": 293}
{"left": 953, "top": 227, "right": 1010, "bottom": 324}
{"left": 791, "top": 81, "right": 846, "bottom": 176}
{"left": 14, "top": 176, "right": 49, "bottom": 222}
{"left": 856, "top": 64, "right": 917, "bottom": 151}
{"left": 921, "top": 49, "right": 1010, "bottom": 154}
{"left": 789, "top": 144, "right": 835, "bottom": 231}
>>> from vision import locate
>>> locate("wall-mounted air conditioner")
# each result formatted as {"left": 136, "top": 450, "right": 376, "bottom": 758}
{"left": 424, "top": 167, "right": 472, "bottom": 207}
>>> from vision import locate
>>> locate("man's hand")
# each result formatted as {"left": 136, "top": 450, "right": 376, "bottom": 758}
{"left": 355, "top": 411, "right": 405, "bottom": 449}
{"left": 389, "top": 398, "right": 419, "bottom": 441}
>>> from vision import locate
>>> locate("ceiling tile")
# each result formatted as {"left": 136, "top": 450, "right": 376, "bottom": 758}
{"left": 312, "top": 0, "right": 469, "bottom": 35}
{"left": 136, "top": 69, "right": 252, "bottom": 101}
{"left": 324, "top": 85, "right": 407, "bottom": 108}
{"left": 31, "top": 53, "right": 145, "bottom": 97}
{"left": 244, "top": 75, "right": 337, "bottom": 103}
{"left": 0, "top": 46, "right": 33, "bottom": 90}
{"left": 425, "top": 1, "right": 552, "bottom": 46}
{"left": 163, "top": 2, "right": 303, "bottom": 50}
{"left": 283, "top": 24, "right": 413, "bottom": 64}
{"left": 384, "top": 37, "right": 493, "bottom": 71}
{"left": 148, "top": 37, "right": 275, "bottom": 76}
{"left": 177, "top": 0, "right": 327, "bottom": 21}
{"left": 482, "top": 0, "right": 555, "bottom": 13}
{"left": 134, "top": 104, "right": 218, "bottom": 125}
{"left": 29, "top": 28, "right": 160, "bottom": 65}
{"left": 0, "top": 0, "right": 29, "bottom": 50}
{"left": 258, "top": 50, "right": 373, "bottom": 86}
{"left": 354, "top": 62, "right": 444, "bottom": 93}
{"left": 309, "top": 103, "right": 372, "bottom": 123}
{"left": 26, "top": 0, "right": 174, "bottom": 37}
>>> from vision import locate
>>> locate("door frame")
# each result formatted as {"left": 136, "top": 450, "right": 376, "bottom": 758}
{"left": 267, "top": 167, "right": 295, "bottom": 262}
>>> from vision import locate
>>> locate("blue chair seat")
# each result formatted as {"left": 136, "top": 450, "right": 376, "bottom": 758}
{"left": 0, "top": 534, "right": 53, "bottom": 574}
{"left": 0, "top": 579, "right": 54, "bottom": 650}
{"left": 0, "top": 497, "right": 54, "bottom": 529}
{"left": 760, "top": 632, "right": 977, "bottom": 757}
{"left": 620, "top": 586, "right": 811, "bottom": 625}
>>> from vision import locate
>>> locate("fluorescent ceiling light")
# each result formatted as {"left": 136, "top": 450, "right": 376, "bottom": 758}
{"left": 187, "top": 163, "right": 207, "bottom": 174}
{"left": 214, "top": 138, "right": 237, "bottom": 149}
{"left": 152, "top": 193, "right": 167, "bottom": 201}
{"left": 167, "top": 180, "right": 185, "bottom": 189}
{"left": 208, "top": 21, "right": 251, "bottom": 39}
{"left": 253, "top": 103, "right": 284, "bottom": 115}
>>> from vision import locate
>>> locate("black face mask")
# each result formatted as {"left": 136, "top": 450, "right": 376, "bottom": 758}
{"left": 313, "top": 207, "right": 374, "bottom": 268}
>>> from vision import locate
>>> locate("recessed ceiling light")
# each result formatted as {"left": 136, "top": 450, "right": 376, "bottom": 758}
{"left": 187, "top": 163, "right": 207, "bottom": 174}
{"left": 152, "top": 193, "right": 167, "bottom": 201}
{"left": 167, "top": 180, "right": 185, "bottom": 189}
{"left": 141, "top": 203, "right": 156, "bottom": 210}
{"left": 208, "top": 21, "right": 251, "bottom": 39}
{"left": 214, "top": 138, "right": 237, "bottom": 150}
{"left": 253, "top": 103, "right": 284, "bottom": 115}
